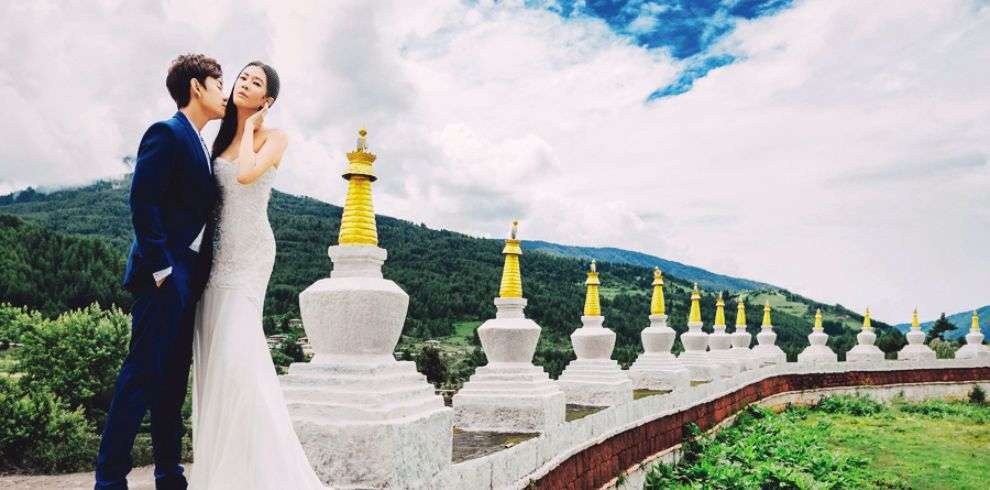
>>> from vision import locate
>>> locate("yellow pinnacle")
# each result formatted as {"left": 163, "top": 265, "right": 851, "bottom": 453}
{"left": 583, "top": 260, "right": 601, "bottom": 316}
{"left": 761, "top": 301, "right": 772, "bottom": 329}
{"left": 973, "top": 310, "right": 981, "bottom": 332}
{"left": 863, "top": 307, "right": 872, "bottom": 330}
{"left": 688, "top": 283, "right": 702, "bottom": 324}
{"left": 911, "top": 308, "right": 920, "bottom": 330}
{"left": 814, "top": 308, "right": 823, "bottom": 331}
{"left": 498, "top": 220, "right": 523, "bottom": 298}
{"left": 736, "top": 296, "right": 747, "bottom": 327}
{"left": 338, "top": 128, "right": 378, "bottom": 246}
{"left": 650, "top": 267, "right": 666, "bottom": 316}
{"left": 714, "top": 292, "right": 726, "bottom": 328}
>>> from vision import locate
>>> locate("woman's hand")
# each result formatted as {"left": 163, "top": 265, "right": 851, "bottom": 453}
{"left": 245, "top": 101, "right": 270, "bottom": 129}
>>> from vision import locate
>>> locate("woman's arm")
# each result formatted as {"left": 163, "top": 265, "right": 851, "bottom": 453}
{"left": 233, "top": 125, "right": 288, "bottom": 184}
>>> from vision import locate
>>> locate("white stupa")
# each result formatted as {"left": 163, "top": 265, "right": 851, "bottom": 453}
{"left": 729, "top": 298, "right": 758, "bottom": 370}
{"left": 676, "top": 284, "right": 718, "bottom": 382}
{"left": 897, "top": 308, "right": 936, "bottom": 361}
{"left": 627, "top": 268, "right": 690, "bottom": 391}
{"left": 750, "top": 301, "right": 787, "bottom": 366}
{"left": 280, "top": 130, "right": 452, "bottom": 488}
{"left": 452, "top": 221, "right": 566, "bottom": 433}
{"left": 705, "top": 292, "right": 743, "bottom": 376}
{"left": 955, "top": 310, "right": 989, "bottom": 360}
{"left": 798, "top": 308, "right": 837, "bottom": 363}
{"left": 846, "top": 307, "right": 885, "bottom": 362}
{"left": 557, "top": 260, "right": 633, "bottom": 406}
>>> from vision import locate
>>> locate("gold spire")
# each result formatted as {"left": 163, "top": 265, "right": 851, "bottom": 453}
{"left": 973, "top": 310, "right": 981, "bottom": 332}
{"left": 714, "top": 292, "right": 726, "bottom": 328}
{"left": 498, "top": 220, "right": 523, "bottom": 298}
{"left": 338, "top": 128, "right": 378, "bottom": 246}
{"left": 862, "top": 307, "right": 872, "bottom": 330}
{"left": 688, "top": 283, "right": 702, "bottom": 324}
{"left": 761, "top": 301, "right": 772, "bottom": 329}
{"left": 736, "top": 296, "right": 746, "bottom": 327}
{"left": 583, "top": 260, "right": 601, "bottom": 316}
{"left": 814, "top": 308, "right": 823, "bottom": 331}
{"left": 911, "top": 308, "right": 920, "bottom": 330}
{"left": 650, "top": 267, "right": 666, "bottom": 316}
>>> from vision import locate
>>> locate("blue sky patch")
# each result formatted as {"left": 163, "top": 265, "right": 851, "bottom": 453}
{"left": 534, "top": 0, "right": 793, "bottom": 100}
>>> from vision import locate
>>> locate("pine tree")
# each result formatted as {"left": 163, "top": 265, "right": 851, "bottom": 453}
{"left": 926, "top": 312, "right": 956, "bottom": 343}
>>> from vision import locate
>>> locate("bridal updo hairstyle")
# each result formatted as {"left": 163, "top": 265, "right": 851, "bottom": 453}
{"left": 211, "top": 61, "right": 281, "bottom": 161}
{"left": 165, "top": 54, "right": 223, "bottom": 109}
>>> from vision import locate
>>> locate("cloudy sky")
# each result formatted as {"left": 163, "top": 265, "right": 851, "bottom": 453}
{"left": 2, "top": 0, "right": 988, "bottom": 323}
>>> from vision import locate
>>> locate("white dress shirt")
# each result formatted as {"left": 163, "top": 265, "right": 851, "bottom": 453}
{"left": 152, "top": 113, "right": 212, "bottom": 285}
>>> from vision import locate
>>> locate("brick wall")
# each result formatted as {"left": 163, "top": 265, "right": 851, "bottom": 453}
{"left": 534, "top": 367, "right": 990, "bottom": 489}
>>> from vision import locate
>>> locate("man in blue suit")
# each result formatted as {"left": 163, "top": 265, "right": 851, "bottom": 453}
{"left": 95, "top": 54, "right": 226, "bottom": 490}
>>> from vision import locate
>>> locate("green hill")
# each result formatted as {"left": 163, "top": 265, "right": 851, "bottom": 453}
{"left": 522, "top": 241, "right": 772, "bottom": 292}
{"left": 0, "top": 177, "right": 904, "bottom": 376}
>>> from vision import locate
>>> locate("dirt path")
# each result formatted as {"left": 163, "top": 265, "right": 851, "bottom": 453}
{"left": 0, "top": 465, "right": 187, "bottom": 489}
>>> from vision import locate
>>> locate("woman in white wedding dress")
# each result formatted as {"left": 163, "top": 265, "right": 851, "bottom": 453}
{"left": 190, "top": 61, "right": 323, "bottom": 489}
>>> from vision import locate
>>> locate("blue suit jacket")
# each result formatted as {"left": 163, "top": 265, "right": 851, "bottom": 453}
{"left": 122, "top": 112, "right": 218, "bottom": 305}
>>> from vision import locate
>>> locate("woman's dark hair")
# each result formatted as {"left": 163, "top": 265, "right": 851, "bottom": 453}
{"left": 211, "top": 61, "right": 281, "bottom": 161}
{"left": 165, "top": 54, "right": 222, "bottom": 109}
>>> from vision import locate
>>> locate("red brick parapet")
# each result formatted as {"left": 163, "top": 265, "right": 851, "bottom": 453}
{"left": 533, "top": 367, "right": 990, "bottom": 489}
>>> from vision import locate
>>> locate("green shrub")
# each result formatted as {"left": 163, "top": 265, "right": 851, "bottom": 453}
{"left": 0, "top": 303, "right": 43, "bottom": 348}
{"left": 0, "top": 377, "right": 97, "bottom": 473}
{"left": 814, "top": 395, "right": 885, "bottom": 416}
{"left": 898, "top": 400, "right": 990, "bottom": 423}
{"left": 929, "top": 338, "right": 958, "bottom": 359}
{"left": 14, "top": 303, "right": 129, "bottom": 425}
{"left": 969, "top": 385, "right": 986, "bottom": 405}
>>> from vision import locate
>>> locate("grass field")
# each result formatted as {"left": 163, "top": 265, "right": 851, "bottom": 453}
{"left": 644, "top": 395, "right": 990, "bottom": 489}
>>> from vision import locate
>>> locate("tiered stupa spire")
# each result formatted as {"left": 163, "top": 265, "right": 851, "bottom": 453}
{"left": 972, "top": 310, "right": 981, "bottom": 332}
{"left": 912, "top": 308, "right": 920, "bottom": 330}
{"left": 814, "top": 308, "right": 823, "bottom": 331}
{"left": 688, "top": 283, "right": 702, "bottom": 324}
{"left": 862, "top": 308, "right": 872, "bottom": 330}
{"left": 714, "top": 293, "right": 726, "bottom": 328}
{"left": 498, "top": 220, "right": 523, "bottom": 299}
{"left": 650, "top": 267, "right": 666, "bottom": 316}
{"left": 338, "top": 128, "right": 378, "bottom": 246}
{"left": 583, "top": 260, "right": 601, "bottom": 316}
{"left": 761, "top": 301, "right": 772, "bottom": 329}
{"left": 736, "top": 297, "right": 747, "bottom": 327}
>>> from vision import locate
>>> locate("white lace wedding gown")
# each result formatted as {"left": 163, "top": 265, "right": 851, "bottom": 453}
{"left": 190, "top": 159, "right": 323, "bottom": 489}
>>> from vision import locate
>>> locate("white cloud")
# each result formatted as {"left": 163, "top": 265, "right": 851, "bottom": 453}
{"left": 1, "top": 0, "right": 988, "bottom": 323}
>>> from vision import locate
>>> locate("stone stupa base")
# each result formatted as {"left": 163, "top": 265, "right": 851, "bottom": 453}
{"left": 955, "top": 344, "right": 990, "bottom": 360}
{"left": 798, "top": 346, "right": 838, "bottom": 363}
{"left": 676, "top": 351, "right": 718, "bottom": 382}
{"left": 846, "top": 345, "right": 885, "bottom": 363}
{"left": 627, "top": 353, "right": 690, "bottom": 391}
{"left": 452, "top": 363, "right": 565, "bottom": 433}
{"left": 897, "top": 344, "right": 936, "bottom": 361}
{"left": 281, "top": 358, "right": 452, "bottom": 489}
{"left": 557, "top": 359, "right": 633, "bottom": 407}
{"left": 728, "top": 348, "right": 758, "bottom": 370}
{"left": 706, "top": 350, "right": 744, "bottom": 377}
{"left": 751, "top": 345, "right": 787, "bottom": 366}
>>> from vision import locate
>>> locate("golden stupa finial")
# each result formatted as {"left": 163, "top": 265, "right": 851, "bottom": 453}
{"left": 814, "top": 308, "right": 823, "bottom": 331}
{"left": 688, "top": 283, "right": 702, "bottom": 324}
{"left": 498, "top": 220, "right": 523, "bottom": 299}
{"left": 736, "top": 296, "right": 747, "bottom": 327}
{"left": 761, "top": 300, "right": 772, "bottom": 329}
{"left": 911, "top": 308, "right": 920, "bottom": 330}
{"left": 862, "top": 307, "right": 872, "bottom": 330}
{"left": 714, "top": 292, "right": 726, "bottom": 328}
{"left": 972, "top": 310, "right": 981, "bottom": 332}
{"left": 650, "top": 267, "right": 666, "bottom": 316}
{"left": 338, "top": 128, "right": 379, "bottom": 246}
{"left": 583, "top": 260, "right": 601, "bottom": 316}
